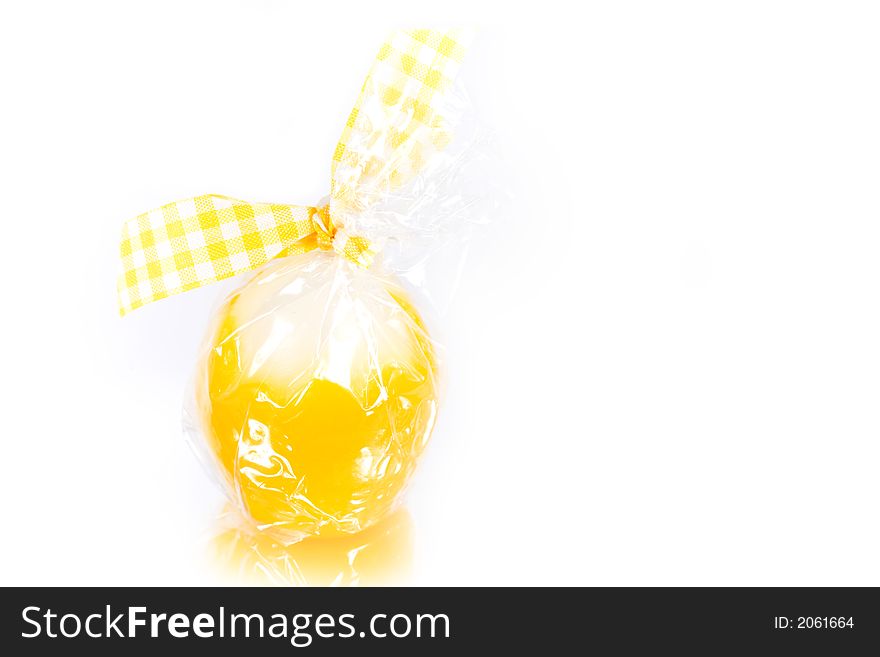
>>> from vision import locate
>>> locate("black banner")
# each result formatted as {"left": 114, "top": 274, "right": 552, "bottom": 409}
{"left": 1, "top": 587, "right": 877, "bottom": 654}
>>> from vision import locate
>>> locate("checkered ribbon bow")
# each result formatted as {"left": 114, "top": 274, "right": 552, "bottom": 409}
{"left": 118, "top": 29, "right": 469, "bottom": 316}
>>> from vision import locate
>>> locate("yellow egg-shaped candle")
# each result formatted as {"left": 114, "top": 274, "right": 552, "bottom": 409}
{"left": 193, "top": 251, "right": 438, "bottom": 537}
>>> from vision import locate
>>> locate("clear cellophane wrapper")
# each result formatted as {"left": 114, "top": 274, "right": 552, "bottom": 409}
{"left": 182, "top": 70, "right": 496, "bottom": 570}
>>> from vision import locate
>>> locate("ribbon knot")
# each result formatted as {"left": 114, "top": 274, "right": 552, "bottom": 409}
{"left": 310, "top": 205, "right": 336, "bottom": 251}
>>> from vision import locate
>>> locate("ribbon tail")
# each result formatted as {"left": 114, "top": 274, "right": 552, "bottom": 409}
{"left": 330, "top": 29, "right": 472, "bottom": 219}
{"left": 117, "top": 194, "right": 316, "bottom": 316}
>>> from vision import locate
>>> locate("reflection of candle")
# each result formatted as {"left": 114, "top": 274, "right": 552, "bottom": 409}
{"left": 194, "top": 252, "right": 438, "bottom": 538}
{"left": 209, "top": 506, "right": 414, "bottom": 586}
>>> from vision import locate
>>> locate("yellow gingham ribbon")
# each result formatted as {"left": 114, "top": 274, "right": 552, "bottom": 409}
{"left": 118, "top": 28, "right": 470, "bottom": 316}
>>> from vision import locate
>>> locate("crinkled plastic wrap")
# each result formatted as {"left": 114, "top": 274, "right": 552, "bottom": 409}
{"left": 190, "top": 252, "right": 438, "bottom": 538}
{"left": 181, "top": 66, "right": 493, "bottom": 543}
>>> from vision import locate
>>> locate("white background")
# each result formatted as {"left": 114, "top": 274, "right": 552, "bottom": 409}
{"left": 1, "top": 1, "right": 879, "bottom": 586}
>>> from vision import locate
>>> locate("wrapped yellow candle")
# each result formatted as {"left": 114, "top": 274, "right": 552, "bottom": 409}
{"left": 118, "top": 29, "right": 483, "bottom": 542}
{"left": 195, "top": 253, "right": 437, "bottom": 535}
